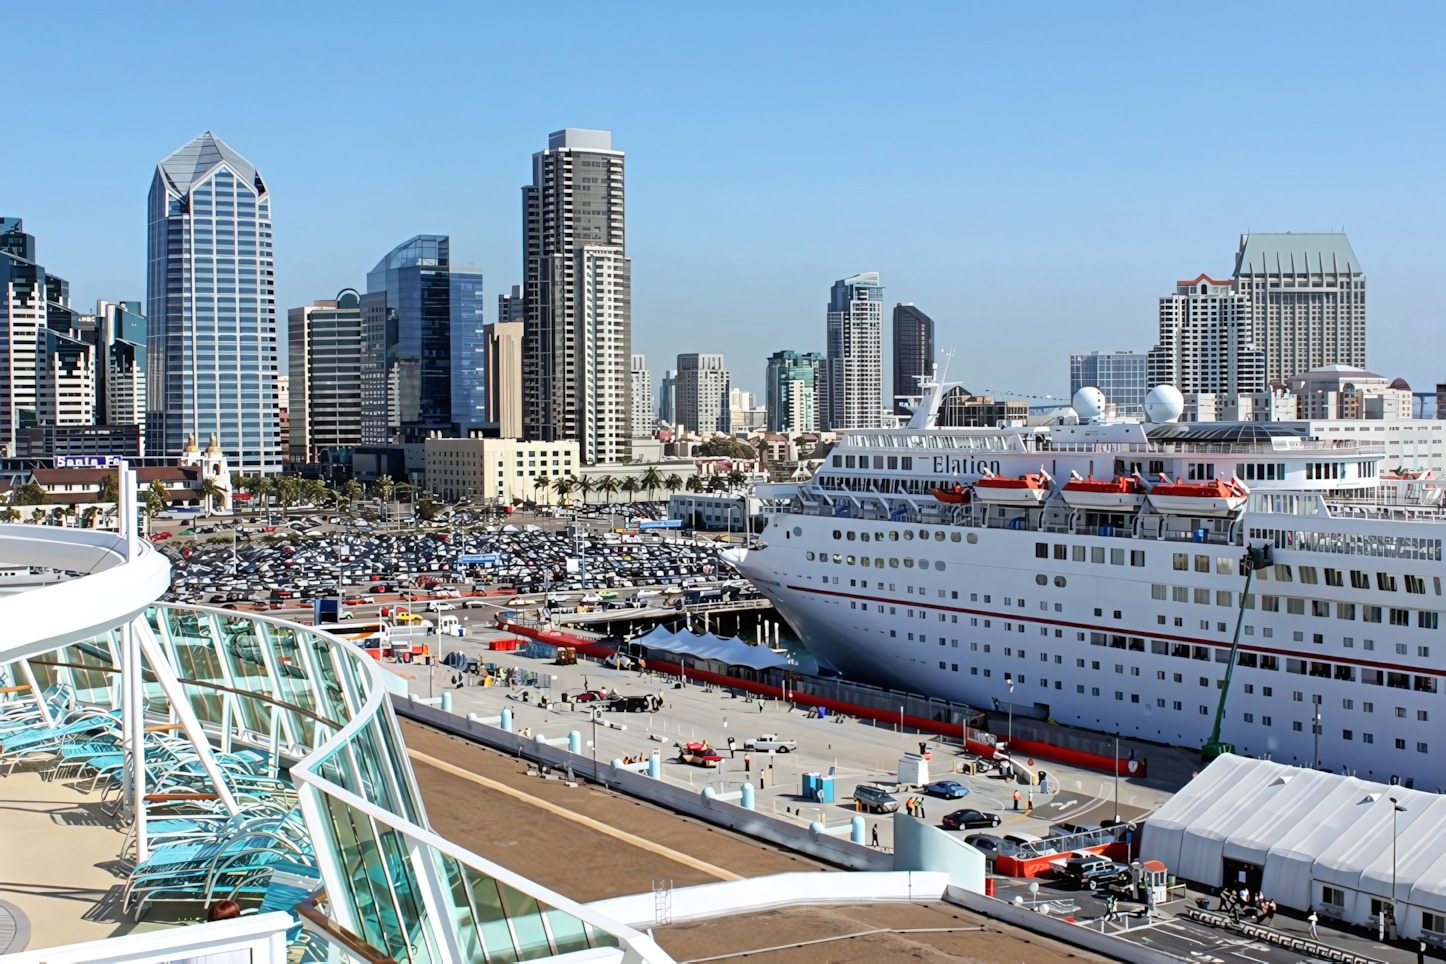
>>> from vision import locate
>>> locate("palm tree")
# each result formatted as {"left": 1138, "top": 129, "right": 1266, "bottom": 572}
{"left": 198, "top": 477, "right": 228, "bottom": 516}
{"left": 641, "top": 467, "right": 663, "bottom": 503}
{"left": 620, "top": 477, "right": 640, "bottom": 503}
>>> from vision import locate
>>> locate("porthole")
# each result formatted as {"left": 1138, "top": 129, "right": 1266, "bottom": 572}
{"left": 1054, "top": 575, "right": 1067, "bottom": 588}
{"left": 967, "top": 533, "right": 979, "bottom": 544}
{"left": 1036, "top": 574, "right": 1048, "bottom": 586}
{"left": 806, "top": 551, "right": 815, "bottom": 561}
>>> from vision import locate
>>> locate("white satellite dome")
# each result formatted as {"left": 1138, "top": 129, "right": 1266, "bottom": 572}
{"left": 1145, "top": 384, "right": 1185, "bottom": 423}
{"left": 1072, "top": 387, "right": 1106, "bottom": 420}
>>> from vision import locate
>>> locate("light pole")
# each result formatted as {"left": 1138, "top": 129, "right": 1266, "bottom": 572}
{"left": 1389, "top": 796, "right": 1406, "bottom": 941}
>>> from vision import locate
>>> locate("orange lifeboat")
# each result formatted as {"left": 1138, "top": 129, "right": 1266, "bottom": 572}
{"left": 1146, "top": 478, "right": 1248, "bottom": 517}
{"left": 972, "top": 472, "right": 1050, "bottom": 507}
{"left": 930, "top": 484, "right": 969, "bottom": 504}
{"left": 1060, "top": 475, "right": 1147, "bottom": 511}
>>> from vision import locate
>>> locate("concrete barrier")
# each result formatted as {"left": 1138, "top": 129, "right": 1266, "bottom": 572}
{"left": 394, "top": 696, "right": 892, "bottom": 872}
{"left": 588, "top": 871, "right": 949, "bottom": 928}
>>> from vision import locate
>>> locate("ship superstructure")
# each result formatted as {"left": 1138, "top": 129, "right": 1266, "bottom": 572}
{"left": 728, "top": 380, "right": 1446, "bottom": 788}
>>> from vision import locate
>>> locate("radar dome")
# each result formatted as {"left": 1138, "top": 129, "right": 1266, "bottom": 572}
{"left": 1072, "top": 387, "right": 1106, "bottom": 420}
{"left": 1145, "top": 384, "right": 1185, "bottom": 423}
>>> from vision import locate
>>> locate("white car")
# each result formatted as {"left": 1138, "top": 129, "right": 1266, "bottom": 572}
{"left": 743, "top": 735, "right": 796, "bottom": 753}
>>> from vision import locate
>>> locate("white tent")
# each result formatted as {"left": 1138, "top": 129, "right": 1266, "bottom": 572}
{"left": 1142, "top": 754, "right": 1446, "bottom": 940}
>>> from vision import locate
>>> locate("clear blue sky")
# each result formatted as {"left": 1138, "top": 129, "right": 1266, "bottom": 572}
{"left": 4, "top": 2, "right": 1443, "bottom": 401}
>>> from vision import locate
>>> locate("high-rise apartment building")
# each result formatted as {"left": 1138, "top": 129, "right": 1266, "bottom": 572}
{"left": 658, "top": 370, "right": 677, "bottom": 426}
{"left": 484, "top": 319, "right": 523, "bottom": 439}
{"left": 1069, "top": 351, "right": 1148, "bottom": 418}
{"left": 675, "top": 353, "right": 729, "bottom": 434}
{"left": 630, "top": 354, "right": 652, "bottom": 438}
{"left": 1148, "top": 275, "right": 1265, "bottom": 398}
{"left": 1234, "top": 233, "right": 1365, "bottom": 384}
{"left": 521, "top": 128, "right": 631, "bottom": 463}
{"left": 288, "top": 290, "right": 363, "bottom": 463}
{"left": 892, "top": 303, "right": 934, "bottom": 413}
{"left": 764, "top": 350, "right": 825, "bottom": 432}
{"left": 360, "top": 236, "right": 484, "bottom": 444}
{"left": 825, "top": 273, "right": 884, "bottom": 430}
{"left": 146, "top": 132, "right": 281, "bottom": 473}
{"left": 97, "top": 300, "right": 147, "bottom": 436}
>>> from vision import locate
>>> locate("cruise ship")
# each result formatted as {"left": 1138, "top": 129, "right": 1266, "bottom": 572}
{"left": 728, "top": 380, "right": 1446, "bottom": 789}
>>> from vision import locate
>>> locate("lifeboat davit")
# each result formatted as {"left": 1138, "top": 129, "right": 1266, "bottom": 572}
{"left": 1060, "top": 475, "right": 1148, "bottom": 511}
{"left": 1146, "top": 478, "right": 1249, "bottom": 518}
{"left": 973, "top": 472, "right": 1051, "bottom": 507}
{"left": 930, "top": 484, "right": 969, "bottom": 504}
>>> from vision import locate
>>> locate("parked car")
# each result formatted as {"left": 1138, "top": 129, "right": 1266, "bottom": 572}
{"left": 1058, "top": 855, "right": 1131, "bottom": 890}
{"left": 942, "top": 809, "right": 1002, "bottom": 831}
{"left": 743, "top": 734, "right": 797, "bottom": 753}
{"left": 923, "top": 780, "right": 970, "bottom": 800}
{"left": 852, "top": 784, "right": 900, "bottom": 814}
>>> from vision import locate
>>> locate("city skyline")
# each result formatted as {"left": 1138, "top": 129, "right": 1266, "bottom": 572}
{"left": 3, "top": 5, "right": 1444, "bottom": 405}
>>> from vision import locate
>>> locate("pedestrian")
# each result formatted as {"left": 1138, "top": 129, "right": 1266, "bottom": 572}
{"left": 1013, "top": 789, "right": 1021, "bottom": 810}
{"left": 1308, "top": 910, "right": 1318, "bottom": 939}
{"left": 871, "top": 823, "right": 879, "bottom": 848}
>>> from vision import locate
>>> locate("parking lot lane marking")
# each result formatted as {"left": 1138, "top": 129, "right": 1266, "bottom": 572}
{"left": 406, "top": 748, "right": 742, "bottom": 881}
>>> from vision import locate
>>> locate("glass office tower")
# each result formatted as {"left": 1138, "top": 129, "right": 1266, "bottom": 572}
{"left": 360, "top": 236, "right": 484, "bottom": 444}
{"left": 146, "top": 132, "right": 281, "bottom": 473}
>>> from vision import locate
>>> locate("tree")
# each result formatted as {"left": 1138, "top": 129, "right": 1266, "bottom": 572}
{"left": 146, "top": 479, "right": 170, "bottom": 518}
{"left": 10, "top": 482, "right": 47, "bottom": 506}
{"left": 97, "top": 473, "right": 119, "bottom": 504}
{"left": 620, "top": 477, "right": 640, "bottom": 502}
{"left": 641, "top": 467, "right": 663, "bottom": 503}
{"left": 694, "top": 437, "right": 759, "bottom": 459}
{"left": 198, "top": 477, "right": 228, "bottom": 516}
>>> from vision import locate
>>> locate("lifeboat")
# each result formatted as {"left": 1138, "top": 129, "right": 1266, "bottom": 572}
{"left": 1060, "top": 475, "right": 1148, "bottom": 512}
{"left": 973, "top": 472, "right": 1051, "bottom": 507}
{"left": 1146, "top": 478, "right": 1248, "bottom": 518}
{"left": 930, "top": 484, "right": 969, "bottom": 504}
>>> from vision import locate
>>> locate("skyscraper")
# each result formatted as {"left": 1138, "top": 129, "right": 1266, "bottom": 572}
{"left": 1234, "top": 233, "right": 1365, "bottom": 384}
{"left": 630, "top": 354, "right": 652, "bottom": 438}
{"left": 764, "top": 350, "right": 825, "bottom": 432}
{"left": 359, "top": 236, "right": 484, "bottom": 444}
{"left": 484, "top": 319, "right": 523, "bottom": 439}
{"left": 1069, "top": 351, "right": 1147, "bottom": 418}
{"left": 288, "top": 290, "right": 363, "bottom": 463}
{"left": 146, "top": 132, "right": 281, "bottom": 473}
{"left": 521, "top": 128, "right": 631, "bottom": 463}
{"left": 1148, "top": 275, "right": 1265, "bottom": 398}
{"left": 675, "top": 353, "right": 729, "bottom": 434}
{"left": 825, "top": 272, "right": 883, "bottom": 430}
{"left": 891, "top": 303, "right": 934, "bottom": 413}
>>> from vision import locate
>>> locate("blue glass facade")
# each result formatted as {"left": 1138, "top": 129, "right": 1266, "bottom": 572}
{"left": 145, "top": 133, "right": 281, "bottom": 474}
{"left": 361, "top": 236, "right": 484, "bottom": 443}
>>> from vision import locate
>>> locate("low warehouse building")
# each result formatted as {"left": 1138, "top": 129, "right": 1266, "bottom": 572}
{"left": 1142, "top": 754, "right": 1446, "bottom": 944}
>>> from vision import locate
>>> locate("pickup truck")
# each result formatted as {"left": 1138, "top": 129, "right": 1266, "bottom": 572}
{"left": 743, "top": 734, "right": 796, "bottom": 753}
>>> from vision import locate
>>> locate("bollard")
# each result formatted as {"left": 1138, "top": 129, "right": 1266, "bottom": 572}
{"left": 441, "top": 692, "right": 453, "bottom": 714}
{"left": 850, "top": 815, "right": 865, "bottom": 844}
{"left": 568, "top": 730, "right": 581, "bottom": 754}
{"left": 740, "top": 782, "right": 755, "bottom": 810}
{"left": 648, "top": 751, "right": 661, "bottom": 779}
{"left": 500, "top": 708, "right": 513, "bottom": 732}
